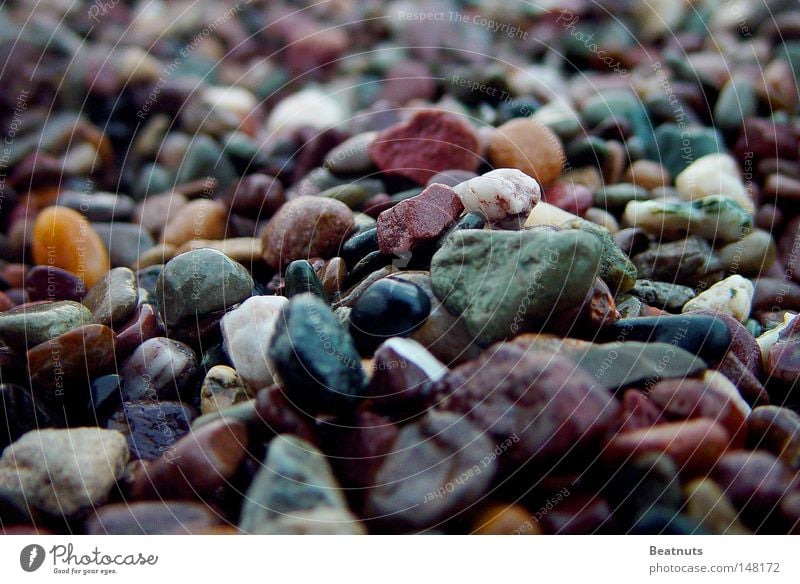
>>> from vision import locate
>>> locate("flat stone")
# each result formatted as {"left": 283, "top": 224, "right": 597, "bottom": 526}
{"left": 119, "top": 337, "right": 199, "bottom": 401}
{"left": 630, "top": 279, "right": 695, "bottom": 312}
{"left": 82, "top": 267, "right": 138, "bottom": 327}
{"left": 0, "top": 300, "right": 91, "bottom": 353}
{"left": 200, "top": 365, "right": 252, "bottom": 415}
{"left": 487, "top": 117, "right": 565, "bottom": 185}
{"left": 452, "top": 169, "right": 540, "bottom": 228}
{"left": 369, "top": 110, "right": 481, "bottom": 184}
{"left": 0, "top": 428, "right": 128, "bottom": 517}
{"left": 155, "top": 248, "right": 253, "bottom": 328}
{"left": 106, "top": 400, "right": 197, "bottom": 460}
{"left": 221, "top": 295, "right": 288, "bottom": 391}
{"left": 430, "top": 228, "right": 602, "bottom": 345}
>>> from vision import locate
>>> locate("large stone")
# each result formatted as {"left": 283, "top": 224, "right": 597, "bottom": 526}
{"left": 0, "top": 300, "right": 91, "bottom": 352}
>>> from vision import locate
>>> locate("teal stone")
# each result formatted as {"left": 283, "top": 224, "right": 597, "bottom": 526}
{"left": 285, "top": 260, "right": 328, "bottom": 301}
{"left": 648, "top": 124, "right": 724, "bottom": 177}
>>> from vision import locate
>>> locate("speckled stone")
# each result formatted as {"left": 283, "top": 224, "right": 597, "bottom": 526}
{"left": 452, "top": 168, "right": 540, "bottom": 228}
{"left": 106, "top": 400, "right": 197, "bottom": 460}
{"left": 200, "top": 365, "right": 252, "bottom": 415}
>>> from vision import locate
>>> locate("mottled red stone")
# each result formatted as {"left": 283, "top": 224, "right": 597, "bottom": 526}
{"left": 377, "top": 183, "right": 464, "bottom": 255}
{"left": 369, "top": 110, "right": 481, "bottom": 184}
{"left": 747, "top": 406, "right": 800, "bottom": 470}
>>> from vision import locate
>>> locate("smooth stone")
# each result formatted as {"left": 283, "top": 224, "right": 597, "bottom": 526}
{"left": 436, "top": 344, "right": 620, "bottom": 465}
{"left": 564, "top": 219, "right": 637, "bottom": 293}
{"left": 544, "top": 181, "right": 593, "bottom": 216}
{"left": 593, "top": 183, "right": 650, "bottom": 210}
{"left": 27, "top": 324, "right": 116, "bottom": 407}
{"left": 114, "top": 302, "right": 162, "bottom": 359}
{"left": 487, "top": 118, "right": 565, "bottom": 186}
{"left": 619, "top": 389, "right": 663, "bottom": 432}
{"left": 81, "top": 267, "right": 138, "bottom": 327}
{"left": 324, "top": 131, "right": 377, "bottom": 175}
{"left": 285, "top": 259, "right": 328, "bottom": 300}
{"left": 344, "top": 250, "right": 393, "bottom": 288}
{"left": 269, "top": 293, "right": 365, "bottom": 412}
{"left": 632, "top": 237, "right": 722, "bottom": 286}
{"left": 133, "top": 243, "right": 176, "bottom": 269}
{"left": 0, "top": 384, "right": 53, "bottom": 450}
{"left": 430, "top": 228, "right": 602, "bottom": 345}
{"left": 349, "top": 279, "right": 431, "bottom": 354}
{"left": 693, "top": 309, "right": 761, "bottom": 376}
{"left": 200, "top": 365, "right": 252, "bottom": 415}
{"left": 159, "top": 199, "right": 228, "bottom": 247}
{"left": 24, "top": 266, "right": 87, "bottom": 302}
{"left": 630, "top": 279, "right": 695, "bottom": 312}
{"left": 623, "top": 196, "right": 753, "bottom": 244}
{"left": 86, "top": 375, "right": 123, "bottom": 425}
{"left": 0, "top": 300, "right": 91, "bottom": 352}
{"left": 473, "top": 504, "right": 542, "bottom": 535}
{"left": 266, "top": 87, "right": 348, "bottom": 134}
{"left": 321, "top": 257, "right": 346, "bottom": 296}
{"left": 240, "top": 435, "right": 359, "bottom": 534}
{"left": 766, "top": 336, "right": 800, "bottom": 402}
{"left": 684, "top": 478, "right": 751, "bottom": 535}
{"left": 318, "top": 183, "right": 373, "bottom": 209}
{"left": 31, "top": 206, "right": 110, "bottom": 288}
{"left": 583, "top": 207, "right": 619, "bottom": 233}
{"left": 368, "top": 110, "right": 481, "bottom": 184}
{"left": 365, "top": 411, "right": 498, "bottom": 532}
{"left": 452, "top": 168, "right": 541, "bottom": 228}
{"left": 747, "top": 406, "right": 800, "bottom": 470}
{"left": 377, "top": 183, "right": 464, "bottom": 255}
{"left": 605, "top": 419, "right": 730, "bottom": 476}
{"left": 261, "top": 195, "right": 355, "bottom": 270}
{"left": 134, "top": 191, "right": 188, "bottom": 239}
{"left": 86, "top": 501, "right": 224, "bottom": 535}
{"left": 342, "top": 227, "right": 379, "bottom": 266}
{"left": 220, "top": 295, "right": 288, "bottom": 391}
{"left": 717, "top": 231, "right": 777, "bottom": 277}
{"left": 602, "top": 314, "right": 731, "bottom": 363}
{"left": 651, "top": 125, "right": 723, "bottom": 178}
{"left": 173, "top": 135, "right": 237, "bottom": 189}
{"left": 683, "top": 275, "right": 754, "bottom": 323}
{"left": 119, "top": 337, "right": 199, "bottom": 401}
{"left": 90, "top": 222, "right": 154, "bottom": 269}
{"left": 0, "top": 428, "right": 128, "bottom": 517}
{"left": 174, "top": 237, "right": 263, "bottom": 265}
{"left": 623, "top": 160, "right": 671, "bottom": 190}
{"left": 132, "top": 419, "right": 248, "bottom": 500}
{"left": 675, "top": 153, "right": 752, "bottom": 212}
{"left": 56, "top": 191, "right": 136, "bottom": 222}
{"left": 155, "top": 248, "right": 253, "bottom": 328}
{"left": 366, "top": 337, "right": 447, "bottom": 414}
{"left": 106, "top": 400, "right": 196, "bottom": 460}
{"left": 222, "top": 173, "right": 285, "bottom": 218}
{"left": 714, "top": 78, "right": 756, "bottom": 132}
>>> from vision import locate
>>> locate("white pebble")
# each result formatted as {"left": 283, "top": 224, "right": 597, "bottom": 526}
{"left": 266, "top": 88, "right": 348, "bottom": 135}
{"left": 453, "top": 168, "right": 541, "bottom": 227}
{"left": 756, "top": 312, "right": 798, "bottom": 366}
{"left": 682, "top": 274, "right": 754, "bottom": 322}
{"left": 675, "top": 153, "right": 753, "bottom": 213}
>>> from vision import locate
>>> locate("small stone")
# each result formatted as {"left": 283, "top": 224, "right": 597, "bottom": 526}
{"left": 684, "top": 478, "right": 751, "bottom": 535}
{"left": 222, "top": 173, "right": 285, "bottom": 217}
{"left": 200, "top": 365, "right": 252, "bottom": 415}
{"left": 324, "top": 131, "right": 377, "bottom": 175}
{"left": 160, "top": 199, "right": 228, "bottom": 247}
{"left": 717, "top": 230, "right": 777, "bottom": 277}
{"left": 91, "top": 222, "right": 156, "bottom": 268}
{"left": 134, "top": 191, "right": 188, "bottom": 239}
{"left": 683, "top": 275, "right": 754, "bottom": 323}
{"left": 633, "top": 236, "right": 722, "bottom": 286}
{"left": 114, "top": 302, "right": 162, "bottom": 360}
{"left": 81, "top": 267, "right": 138, "bottom": 327}
{"left": 487, "top": 117, "right": 565, "bottom": 186}
{"left": 261, "top": 195, "right": 355, "bottom": 269}
{"left": 31, "top": 206, "right": 110, "bottom": 289}
{"left": 437, "top": 344, "right": 619, "bottom": 465}
{"left": 630, "top": 279, "right": 695, "bottom": 312}
{"left": 321, "top": 257, "right": 346, "bottom": 296}
{"left": 605, "top": 453, "right": 682, "bottom": 527}
{"left": 452, "top": 168, "right": 540, "bottom": 228}
{"left": 269, "top": 293, "right": 365, "bottom": 412}
{"left": 266, "top": 87, "right": 349, "bottom": 135}
{"left": 757, "top": 313, "right": 797, "bottom": 364}
{"left": 473, "top": 504, "right": 541, "bottom": 535}
{"left": 544, "top": 181, "right": 593, "bottom": 216}
{"left": 714, "top": 78, "right": 756, "bottom": 132}
{"left": 24, "top": 266, "right": 87, "bottom": 302}
{"left": 564, "top": 219, "right": 637, "bottom": 293}
{"left": 368, "top": 110, "right": 481, "bottom": 184}
{"left": 342, "top": 227, "right": 379, "bottom": 266}
{"left": 619, "top": 389, "right": 663, "bottom": 432}
{"left": 57, "top": 191, "right": 136, "bottom": 222}
{"left": 86, "top": 501, "right": 224, "bottom": 535}
{"left": 132, "top": 419, "right": 248, "bottom": 500}
{"left": 747, "top": 406, "right": 800, "bottom": 470}
{"left": 106, "top": 400, "right": 196, "bottom": 460}
{"left": 155, "top": 248, "right": 253, "bottom": 328}
{"left": 623, "top": 160, "right": 671, "bottom": 190}
{"left": 0, "top": 300, "right": 91, "bottom": 352}
{"left": 119, "top": 337, "right": 199, "bottom": 401}
{"left": 430, "top": 228, "right": 601, "bottom": 344}
{"left": 674, "top": 153, "right": 752, "bottom": 212}
{"left": 221, "top": 295, "right": 288, "bottom": 391}
{"left": 240, "top": 434, "right": 361, "bottom": 534}
{"left": 349, "top": 279, "right": 431, "bottom": 354}
{"left": 285, "top": 259, "right": 328, "bottom": 300}
{"left": 652, "top": 125, "right": 724, "bottom": 179}
{"left": 174, "top": 237, "right": 263, "bottom": 265}
{"left": 377, "top": 183, "right": 464, "bottom": 255}
{"left": 524, "top": 200, "right": 582, "bottom": 227}
{"left": 0, "top": 428, "right": 128, "bottom": 517}
{"left": 365, "top": 411, "right": 497, "bottom": 532}
{"left": 605, "top": 419, "right": 730, "bottom": 476}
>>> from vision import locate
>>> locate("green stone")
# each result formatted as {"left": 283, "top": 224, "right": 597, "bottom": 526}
{"left": 285, "top": 260, "right": 328, "bottom": 301}
{"left": 430, "top": 229, "right": 602, "bottom": 345}
{"left": 649, "top": 124, "right": 723, "bottom": 177}
{"left": 714, "top": 78, "right": 756, "bottom": 132}
{"left": 0, "top": 301, "right": 91, "bottom": 353}
{"left": 82, "top": 267, "right": 139, "bottom": 327}
{"left": 564, "top": 219, "right": 638, "bottom": 293}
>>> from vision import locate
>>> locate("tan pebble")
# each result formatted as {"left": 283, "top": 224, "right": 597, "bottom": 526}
{"left": 624, "top": 160, "right": 671, "bottom": 190}
{"left": 161, "top": 199, "right": 228, "bottom": 246}
{"left": 473, "top": 504, "right": 542, "bottom": 535}
{"left": 487, "top": 118, "right": 565, "bottom": 186}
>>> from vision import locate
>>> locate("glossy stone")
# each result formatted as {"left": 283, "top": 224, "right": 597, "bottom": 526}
{"left": 24, "top": 265, "right": 87, "bottom": 302}
{"left": 119, "top": 337, "right": 199, "bottom": 401}
{"left": 160, "top": 199, "right": 228, "bottom": 247}
{"left": 341, "top": 227, "right": 379, "bottom": 267}
{"left": 106, "top": 400, "right": 197, "bottom": 460}
{"left": 200, "top": 365, "right": 252, "bottom": 415}
{"left": 285, "top": 259, "right": 328, "bottom": 300}
{"left": 82, "top": 267, "right": 138, "bottom": 327}
{"left": 114, "top": 302, "right": 162, "bottom": 359}
{"left": 683, "top": 275, "right": 754, "bottom": 323}
{"left": 0, "top": 300, "right": 91, "bottom": 352}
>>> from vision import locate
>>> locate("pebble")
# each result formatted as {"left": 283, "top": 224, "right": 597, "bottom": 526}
{"left": 683, "top": 478, "right": 751, "bottom": 535}
{"left": 240, "top": 434, "right": 362, "bottom": 534}
{"left": 86, "top": 501, "right": 224, "bottom": 535}
{"left": 285, "top": 259, "right": 328, "bottom": 300}
{"left": 114, "top": 303, "right": 162, "bottom": 359}
{"left": 106, "top": 400, "right": 196, "bottom": 460}
{"left": 81, "top": 267, "right": 138, "bottom": 327}
{"left": 155, "top": 248, "right": 253, "bottom": 328}
{"left": 674, "top": 153, "right": 752, "bottom": 212}
{"left": 200, "top": 365, "right": 252, "bottom": 415}
{"left": 266, "top": 87, "right": 348, "bottom": 135}
{"left": 0, "top": 428, "right": 128, "bottom": 517}
{"left": 377, "top": 183, "right": 464, "bottom": 255}
{"left": 261, "top": 195, "right": 354, "bottom": 269}
{"left": 543, "top": 181, "right": 593, "bottom": 216}
{"left": 92, "top": 222, "right": 156, "bottom": 268}
{"left": 487, "top": 117, "right": 565, "bottom": 186}
{"left": 349, "top": 279, "right": 431, "bottom": 354}
{"left": 31, "top": 206, "right": 110, "bottom": 288}
{"left": 57, "top": 191, "right": 136, "bottom": 223}
{"left": 134, "top": 191, "right": 188, "bottom": 239}
{"left": 0, "top": 300, "right": 91, "bottom": 352}
{"left": 473, "top": 504, "right": 541, "bottom": 535}
{"left": 24, "top": 266, "right": 87, "bottom": 302}
{"left": 623, "top": 160, "right": 671, "bottom": 190}
{"left": 747, "top": 406, "right": 800, "bottom": 470}
{"left": 452, "top": 168, "right": 541, "bottom": 228}
{"left": 119, "top": 337, "right": 199, "bottom": 401}
{"left": 652, "top": 125, "right": 723, "bottom": 179}
{"left": 324, "top": 131, "right": 377, "bottom": 175}
{"left": 757, "top": 313, "right": 797, "bottom": 364}
{"left": 268, "top": 293, "right": 366, "bottom": 412}
{"left": 430, "top": 228, "right": 602, "bottom": 345}
{"left": 436, "top": 344, "right": 619, "bottom": 465}
{"left": 175, "top": 237, "right": 263, "bottom": 266}
{"left": 717, "top": 230, "right": 777, "bottom": 277}
{"left": 365, "top": 411, "right": 497, "bottom": 532}
{"left": 565, "top": 219, "right": 637, "bottom": 293}
{"left": 368, "top": 110, "right": 481, "bottom": 184}
{"left": 605, "top": 453, "right": 682, "bottom": 528}
{"left": 222, "top": 173, "right": 285, "bottom": 218}
{"left": 321, "top": 257, "right": 345, "bottom": 296}
{"left": 630, "top": 279, "right": 695, "bottom": 312}
{"left": 682, "top": 275, "right": 754, "bottom": 323}
{"left": 160, "top": 199, "right": 228, "bottom": 247}
{"left": 632, "top": 236, "right": 722, "bottom": 286}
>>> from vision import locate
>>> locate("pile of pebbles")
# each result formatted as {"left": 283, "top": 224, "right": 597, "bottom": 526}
{"left": 1, "top": 0, "right": 800, "bottom": 534}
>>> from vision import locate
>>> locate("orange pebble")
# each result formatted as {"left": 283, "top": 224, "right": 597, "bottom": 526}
{"left": 31, "top": 206, "right": 110, "bottom": 288}
{"left": 472, "top": 504, "right": 542, "bottom": 535}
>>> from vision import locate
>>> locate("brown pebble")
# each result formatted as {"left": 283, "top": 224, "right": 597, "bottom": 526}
{"left": 487, "top": 118, "right": 565, "bottom": 186}
{"left": 473, "top": 504, "right": 541, "bottom": 535}
{"left": 160, "top": 199, "right": 228, "bottom": 246}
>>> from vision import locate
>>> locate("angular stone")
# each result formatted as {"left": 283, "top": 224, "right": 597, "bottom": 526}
{"left": 452, "top": 169, "right": 540, "bottom": 228}
{"left": 0, "top": 300, "right": 91, "bottom": 353}
{"left": 0, "top": 428, "right": 128, "bottom": 517}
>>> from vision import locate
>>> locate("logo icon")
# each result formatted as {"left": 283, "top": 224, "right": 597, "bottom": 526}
{"left": 20, "top": 544, "right": 46, "bottom": 572}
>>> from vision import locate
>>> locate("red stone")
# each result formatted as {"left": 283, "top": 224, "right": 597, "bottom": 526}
{"left": 377, "top": 183, "right": 464, "bottom": 255}
{"left": 543, "top": 181, "right": 593, "bottom": 216}
{"left": 114, "top": 303, "right": 163, "bottom": 360}
{"left": 619, "top": 389, "right": 662, "bottom": 432}
{"left": 369, "top": 110, "right": 481, "bottom": 184}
